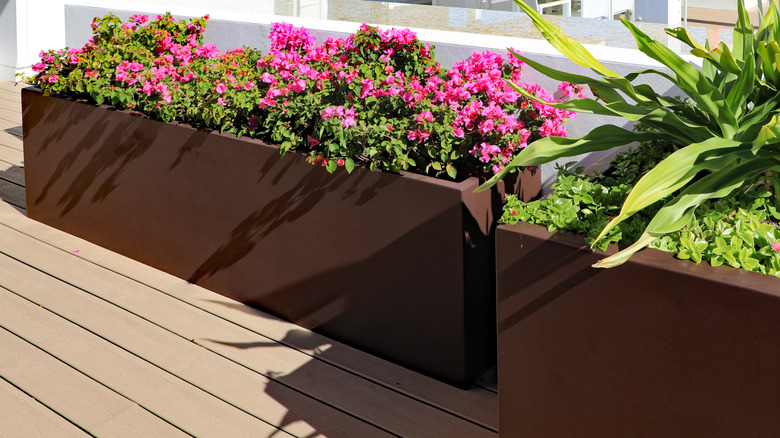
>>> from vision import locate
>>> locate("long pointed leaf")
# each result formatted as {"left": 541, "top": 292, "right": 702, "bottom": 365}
{"left": 592, "top": 137, "right": 747, "bottom": 243}
{"left": 595, "top": 154, "right": 780, "bottom": 268}
{"left": 733, "top": 0, "right": 755, "bottom": 62}
{"left": 665, "top": 27, "right": 705, "bottom": 51}
{"left": 621, "top": 18, "right": 738, "bottom": 138}
{"left": 756, "top": 41, "right": 780, "bottom": 86}
{"left": 754, "top": 113, "right": 780, "bottom": 152}
{"left": 476, "top": 125, "right": 663, "bottom": 192}
{"left": 689, "top": 42, "right": 741, "bottom": 75}
{"left": 509, "top": 81, "right": 713, "bottom": 144}
{"left": 509, "top": 51, "right": 626, "bottom": 103}
{"left": 510, "top": 0, "right": 620, "bottom": 78}
{"left": 726, "top": 55, "right": 755, "bottom": 120}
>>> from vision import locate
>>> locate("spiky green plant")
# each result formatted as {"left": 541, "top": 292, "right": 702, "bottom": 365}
{"left": 480, "top": 0, "right": 780, "bottom": 268}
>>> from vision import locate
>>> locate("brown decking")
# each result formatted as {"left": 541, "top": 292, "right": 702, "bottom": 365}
{"left": 0, "top": 80, "right": 497, "bottom": 437}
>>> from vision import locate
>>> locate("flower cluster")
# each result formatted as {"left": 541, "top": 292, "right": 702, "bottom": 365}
{"left": 28, "top": 13, "right": 576, "bottom": 180}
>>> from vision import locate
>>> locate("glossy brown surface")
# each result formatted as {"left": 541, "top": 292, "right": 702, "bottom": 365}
{"left": 496, "top": 222, "right": 780, "bottom": 437}
{"left": 22, "top": 88, "right": 539, "bottom": 386}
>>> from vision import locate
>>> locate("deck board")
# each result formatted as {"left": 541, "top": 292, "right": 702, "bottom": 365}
{"left": 0, "top": 287, "right": 292, "bottom": 438}
{"left": 0, "top": 228, "right": 389, "bottom": 438}
{"left": 0, "top": 328, "right": 189, "bottom": 437}
{"left": 0, "top": 377, "right": 89, "bottom": 438}
{"left": 0, "top": 79, "right": 499, "bottom": 437}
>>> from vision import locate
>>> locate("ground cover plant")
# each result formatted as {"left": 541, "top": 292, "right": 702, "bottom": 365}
{"left": 501, "top": 136, "right": 780, "bottom": 276}
{"left": 27, "top": 12, "right": 576, "bottom": 181}
{"left": 482, "top": 0, "right": 780, "bottom": 272}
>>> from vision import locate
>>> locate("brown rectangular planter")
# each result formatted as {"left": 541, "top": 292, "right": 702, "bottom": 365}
{"left": 496, "top": 221, "right": 780, "bottom": 437}
{"left": 21, "top": 87, "right": 540, "bottom": 386}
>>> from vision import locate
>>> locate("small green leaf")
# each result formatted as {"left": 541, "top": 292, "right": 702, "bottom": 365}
{"left": 446, "top": 163, "right": 457, "bottom": 179}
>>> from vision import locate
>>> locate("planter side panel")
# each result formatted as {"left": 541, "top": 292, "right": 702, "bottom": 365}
{"left": 22, "top": 89, "right": 536, "bottom": 385}
{"left": 496, "top": 222, "right": 780, "bottom": 437}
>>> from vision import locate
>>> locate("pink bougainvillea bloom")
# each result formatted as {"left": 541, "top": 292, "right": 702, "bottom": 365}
{"left": 130, "top": 14, "right": 149, "bottom": 25}
{"left": 248, "top": 116, "right": 259, "bottom": 131}
{"left": 289, "top": 79, "right": 307, "bottom": 93}
{"left": 772, "top": 241, "right": 780, "bottom": 253}
{"left": 337, "top": 158, "right": 345, "bottom": 166}
{"left": 340, "top": 108, "right": 357, "bottom": 127}
{"left": 416, "top": 110, "right": 434, "bottom": 124}
{"left": 215, "top": 83, "right": 228, "bottom": 94}
{"left": 218, "top": 97, "right": 228, "bottom": 106}
{"left": 32, "top": 62, "right": 46, "bottom": 72}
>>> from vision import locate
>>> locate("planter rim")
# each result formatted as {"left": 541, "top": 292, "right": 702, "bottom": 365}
{"left": 499, "top": 221, "right": 780, "bottom": 296}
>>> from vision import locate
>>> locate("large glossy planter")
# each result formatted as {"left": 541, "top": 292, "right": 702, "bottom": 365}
{"left": 22, "top": 87, "right": 540, "bottom": 386}
{"left": 496, "top": 222, "right": 780, "bottom": 436}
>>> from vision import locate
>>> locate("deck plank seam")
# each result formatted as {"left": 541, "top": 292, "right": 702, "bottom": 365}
{"left": 0, "top": 324, "right": 194, "bottom": 438}
{"left": 0, "top": 373, "right": 95, "bottom": 437}
{"left": 0, "top": 248, "right": 395, "bottom": 438}
{"left": 0, "top": 218, "right": 498, "bottom": 434}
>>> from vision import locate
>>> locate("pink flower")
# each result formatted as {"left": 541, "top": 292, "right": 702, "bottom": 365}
{"left": 772, "top": 241, "right": 780, "bottom": 253}
{"left": 248, "top": 116, "right": 259, "bottom": 130}
{"left": 289, "top": 79, "right": 307, "bottom": 93}
{"left": 215, "top": 83, "right": 228, "bottom": 94}
{"left": 218, "top": 97, "right": 228, "bottom": 106}
{"left": 416, "top": 110, "right": 434, "bottom": 124}
{"left": 451, "top": 125, "right": 464, "bottom": 138}
{"left": 32, "top": 62, "right": 46, "bottom": 72}
{"left": 130, "top": 14, "right": 149, "bottom": 25}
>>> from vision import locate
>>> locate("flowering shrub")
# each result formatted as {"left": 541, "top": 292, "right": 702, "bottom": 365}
{"left": 29, "top": 13, "right": 576, "bottom": 180}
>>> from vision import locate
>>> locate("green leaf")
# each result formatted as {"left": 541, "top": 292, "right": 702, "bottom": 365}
{"left": 595, "top": 153, "right": 780, "bottom": 267}
{"left": 754, "top": 113, "right": 780, "bottom": 152}
{"left": 508, "top": 51, "right": 626, "bottom": 103}
{"left": 344, "top": 157, "right": 355, "bottom": 174}
{"left": 689, "top": 42, "right": 741, "bottom": 75}
{"left": 446, "top": 163, "right": 457, "bottom": 179}
{"left": 733, "top": 0, "right": 755, "bottom": 62}
{"left": 477, "top": 125, "right": 664, "bottom": 192}
{"left": 326, "top": 159, "right": 338, "bottom": 174}
{"left": 725, "top": 55, "right": 754, "bottom": 121}
{"left": 510, "top": 0, "right": 620, "bottom": 79}
{"left": 621, "top": 19, "right": 737, "bottom": 138}
{"left": 593, "top": 137, "right": 747, "bottom": 245}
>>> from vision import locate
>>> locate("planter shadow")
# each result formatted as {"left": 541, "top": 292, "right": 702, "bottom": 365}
{"left": 22, "top": 88, "right": 540, "bottom": 386}
{"left": 496, "top": 222, "right": 780, "bottom": 437}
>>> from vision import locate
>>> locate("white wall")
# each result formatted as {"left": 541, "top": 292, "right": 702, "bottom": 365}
{"left": 0, "top": 0, "right": 20, "bottom": 80}
{"left": 0, "top": 0, "right": 66, "bottom": 82}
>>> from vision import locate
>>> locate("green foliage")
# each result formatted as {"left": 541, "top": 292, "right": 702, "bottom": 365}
{"left": 483, "top": 0, "right": 780, "bottom": 268}
{"left": 27, "top": 15, "right": 569, "bottom": 181}
{"left": 502, "top": 146, "right": 780, "bottom": 277}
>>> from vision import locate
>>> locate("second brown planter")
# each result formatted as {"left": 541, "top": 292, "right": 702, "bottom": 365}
{"left": 496, "top": 221, "right": 780, "bottom": 437}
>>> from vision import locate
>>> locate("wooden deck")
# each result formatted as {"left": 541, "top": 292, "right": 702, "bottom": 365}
{"left": 0, "top": 80, "right": 498, "bottom": 437}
